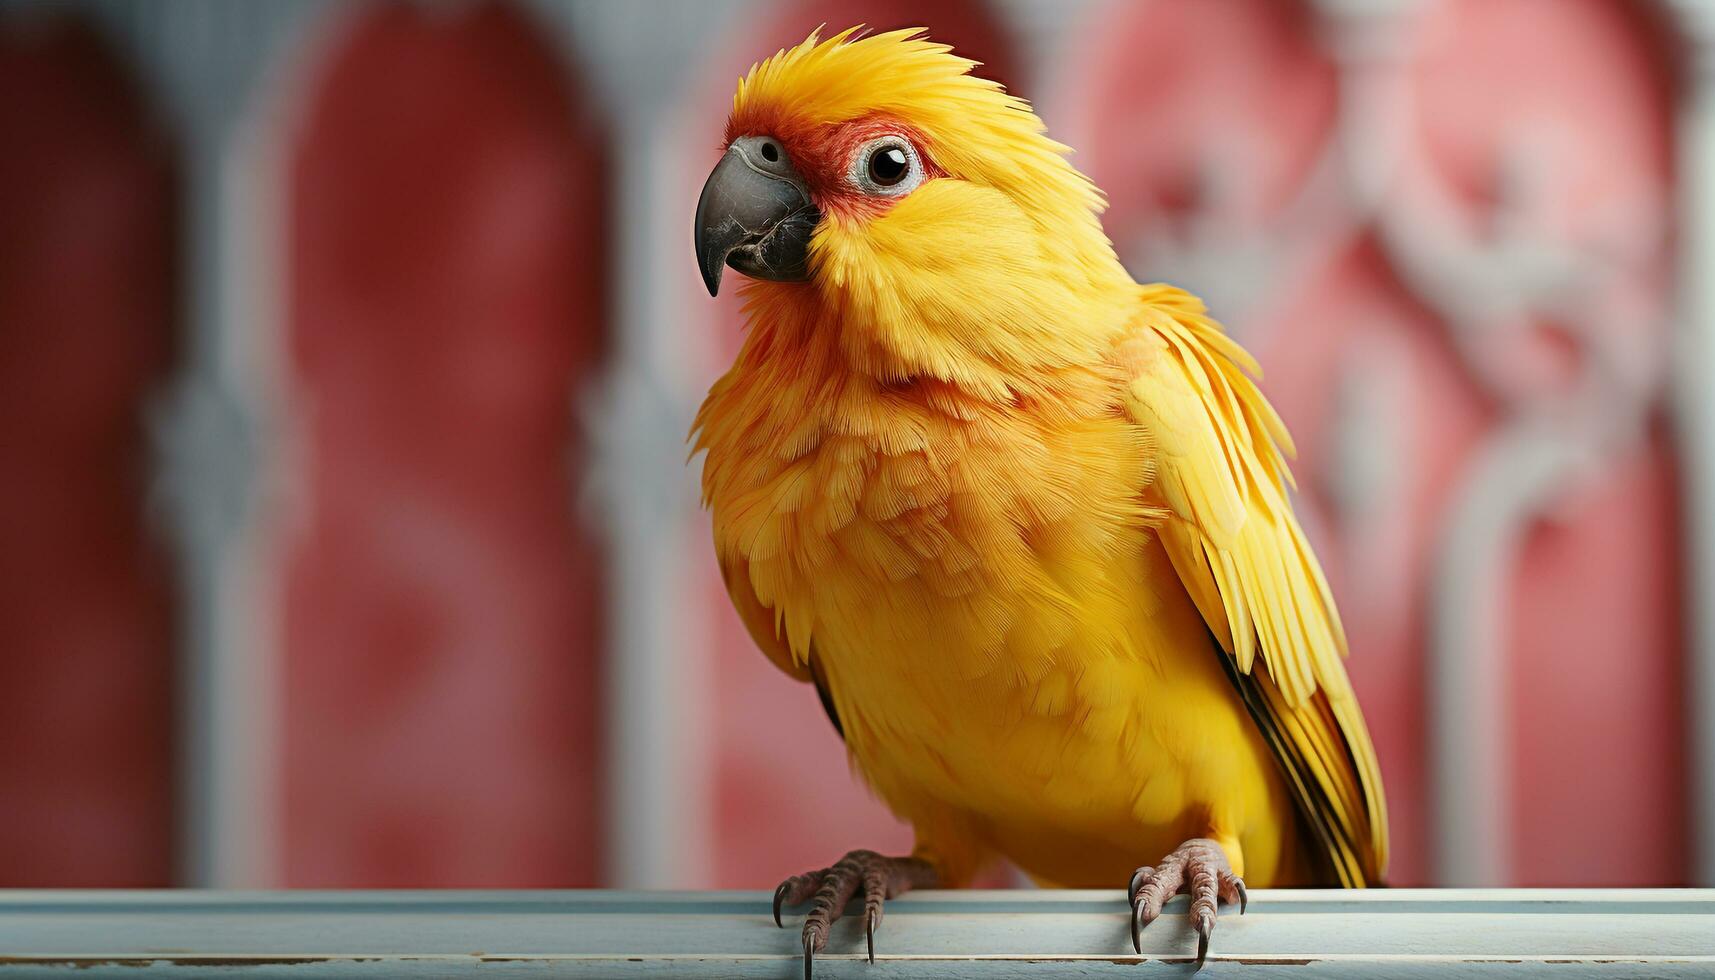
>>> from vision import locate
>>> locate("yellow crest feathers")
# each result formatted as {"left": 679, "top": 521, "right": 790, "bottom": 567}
{"left": 729, "top": 27, "right": 1108, "bottom": 230}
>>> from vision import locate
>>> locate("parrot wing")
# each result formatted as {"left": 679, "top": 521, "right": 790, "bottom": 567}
{"left": 720, "top": 555, "right": 810, "bottom": 683}
{"left": 720, "top": 555, "right": 844, "bottom": 738}
{"left": 1124, "top": 284, "right": 1388, "bottom": 886}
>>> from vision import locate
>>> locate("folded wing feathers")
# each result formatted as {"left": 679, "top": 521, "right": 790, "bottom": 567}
{"left": 1128, "top": 287, "right": 1387, "bottom": 882}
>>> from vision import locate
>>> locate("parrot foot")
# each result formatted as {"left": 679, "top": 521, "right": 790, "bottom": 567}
{"left": 772, "top": 849, "right": 938, "bottom": 978}
{"left": 1128, "top": 837, "right": 1246, "bottom": 968}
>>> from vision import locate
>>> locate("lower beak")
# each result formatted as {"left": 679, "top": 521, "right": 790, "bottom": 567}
{"left": 694, "top": 136, "right": 820, "bottom": 296}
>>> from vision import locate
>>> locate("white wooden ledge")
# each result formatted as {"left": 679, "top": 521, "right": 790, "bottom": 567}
{"left": 1, "top": 889, "right": 1711, "bottom": 976}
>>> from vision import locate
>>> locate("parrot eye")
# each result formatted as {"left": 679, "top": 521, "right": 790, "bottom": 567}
{"left": 851, "top": 136, "right": 925, "bottom": 197}
{"left": 869, "top": 147, "right": 907, "bottom": 184}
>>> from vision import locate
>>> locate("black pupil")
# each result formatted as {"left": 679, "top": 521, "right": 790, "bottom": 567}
{"left": 869, "top": 146, "right": 908, "bottom": 186}
{"left": 760, "top": 141, "right": 779, "bottom": 162}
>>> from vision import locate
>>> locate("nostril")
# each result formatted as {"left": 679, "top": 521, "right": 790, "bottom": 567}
{"left": 760, "top": 141, "right": 780, "bottom": 163}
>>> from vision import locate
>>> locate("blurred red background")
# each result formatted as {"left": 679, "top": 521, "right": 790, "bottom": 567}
{"left": 0, "top": 0, "right": 1705, "bottom": 890}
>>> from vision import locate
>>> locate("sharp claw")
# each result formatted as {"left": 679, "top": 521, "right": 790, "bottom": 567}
{"left": 803, "top": 933, "right": 815, "bottom": 980}
{"left": 1193, "top": 908, "right": 1215, "bottom": 969}
{"left": 866, "top": 914, "right": 876, "bottom": 964}
{"left": 1236, "top": 878, "right": 1248, "bottom": 915}
{"left": 1128, "top": 867, "right": 1150, "bottom": 904}
{"left": 773, "top": 882, "right": 790, "bottom": 928}
{"left": 1131, "top": 896, "right": 1144, "bottom": 954}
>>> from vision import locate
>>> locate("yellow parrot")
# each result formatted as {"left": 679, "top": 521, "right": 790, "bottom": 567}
{"left": 691, "top": 28, "right": 1387, "bottom": 971}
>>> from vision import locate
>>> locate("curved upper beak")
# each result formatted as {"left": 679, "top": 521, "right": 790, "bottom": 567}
{"left": 694, "top": 136, "right": 821, "bottom": 296}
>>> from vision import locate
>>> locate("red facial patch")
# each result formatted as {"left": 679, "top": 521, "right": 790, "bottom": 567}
{"left": 724, "top": 113, "right": 945, "bottom": 221}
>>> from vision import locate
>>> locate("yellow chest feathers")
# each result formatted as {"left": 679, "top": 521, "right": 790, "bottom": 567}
{"left": 696, "top": 342, "right": 1166, "bottom": 686}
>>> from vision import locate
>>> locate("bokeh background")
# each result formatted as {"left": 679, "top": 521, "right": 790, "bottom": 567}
{"left": 3, "top": 0, "right": 1714, "bottom": 891}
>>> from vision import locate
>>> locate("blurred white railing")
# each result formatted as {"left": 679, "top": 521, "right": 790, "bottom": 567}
{"left": 2, "top": 889, "right": 1711, "bottom": 976}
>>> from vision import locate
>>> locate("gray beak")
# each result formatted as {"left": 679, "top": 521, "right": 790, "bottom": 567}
{"left": 694, "top": 135, "right": 821, "bottom": 296}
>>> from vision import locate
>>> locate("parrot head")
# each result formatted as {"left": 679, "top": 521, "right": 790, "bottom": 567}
{"left": 694, "top": 28, "right": 1135, "bottom": 392}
